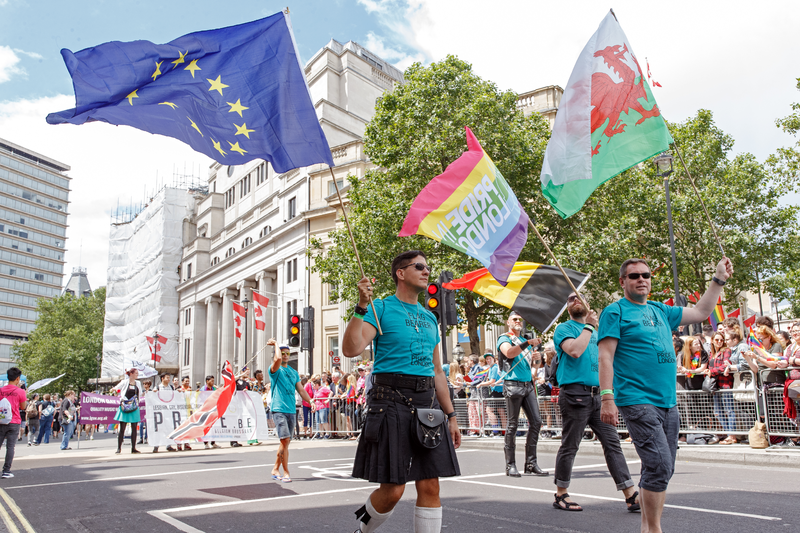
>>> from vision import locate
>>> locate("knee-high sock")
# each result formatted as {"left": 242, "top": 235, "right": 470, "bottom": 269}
{"left": 414, "top": 506, "right": 442, "bottom": 533}
{"left": 356, "top": 495, "right": 393, "bottom": 533}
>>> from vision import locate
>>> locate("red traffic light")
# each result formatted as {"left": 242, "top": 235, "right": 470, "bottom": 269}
{"left": 427, "top": 284, "right": 439, "bottom": 295}
{"left": 291, "top": 315, "right": 300, "bottom": 325}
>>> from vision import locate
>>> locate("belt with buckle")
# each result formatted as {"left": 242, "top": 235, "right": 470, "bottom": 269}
{"left": 561, "top": 383, "right": 601, "bottom": 395}
{"left": 373, "top": 373, "right": 435, "bottom": 392}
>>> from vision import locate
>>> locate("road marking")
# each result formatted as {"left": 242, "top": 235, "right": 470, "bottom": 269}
{"left": 0, "top": 490, "right": 35, "bottom": 533}
{"left": 0, "top": 500, "right": 20, "bottom": 533}
{"left": 450, "top": 479, "right": 782, "bottom": 521}
{"left": 4, "top": 457, "right": 357, "bottom": 490}
{"left": 149, "top": 511, "right": 205, "bottom": 533}
{"left": 455, "top": 460, "right": 641, "bottom": 480}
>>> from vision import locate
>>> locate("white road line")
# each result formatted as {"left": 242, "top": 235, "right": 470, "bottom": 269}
{"left": 451, "top": 479, "right": 782, "bottom": 521}
{"left": 148, "top": 511, "right": 205, "bottom": 533}
{"left": 4, "top": 457, "right": 356, "bottom": 490}
{"left": 455, "top": 460, "right": 640, "bottom": 480}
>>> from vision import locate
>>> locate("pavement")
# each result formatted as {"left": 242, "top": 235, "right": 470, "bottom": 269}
{"left": 0, "top": 430, "right": 796, "bottom": 532}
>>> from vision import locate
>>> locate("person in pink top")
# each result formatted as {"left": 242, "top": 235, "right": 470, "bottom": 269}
{"left": 313, "top": 377, "right": 332, "bottom": 439}
{"left": 0, "top": 367, "right": 28, "bottom": 479}
{"left": 302, "top": 376, "right": 316, "bottom": 438}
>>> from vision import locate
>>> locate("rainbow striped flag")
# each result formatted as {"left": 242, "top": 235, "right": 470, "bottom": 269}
{"left": 748, "top": 332, "right": 781, "bottom": 361}
{"left": 709, "top": 297, "right": 725, "bottom": 328}
{"left": 399, "top": 127, "right": 528, "bottom": 285}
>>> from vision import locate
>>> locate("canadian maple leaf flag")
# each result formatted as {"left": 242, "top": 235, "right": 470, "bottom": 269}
{"left": 252, "top": 291, "right": 269, "bottom": 331}
{"left": 146, "top": 335, "right": 167, "bottom": 362}
{"left": 232, "top": 301, "right": 246, "bottom": 339}
{"left": 541, "top": 10, "right": 673, "bottom": 218}
{"left": 168, "top": 360, "right": 235, "bottom": 442}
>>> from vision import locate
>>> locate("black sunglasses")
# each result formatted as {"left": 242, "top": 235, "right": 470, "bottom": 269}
{"left": 625, "top": 272, "right": 651, "bottom": 280}
{"left": 400, "top": 262, "right": 431, "bottom": 272}
{"left": 567, "top": 295, "right": 583, "bottom": 302}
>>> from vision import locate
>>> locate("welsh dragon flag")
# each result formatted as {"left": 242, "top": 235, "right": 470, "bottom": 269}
{"left": 541, "top": 10, "right": 673, "bottom": 218}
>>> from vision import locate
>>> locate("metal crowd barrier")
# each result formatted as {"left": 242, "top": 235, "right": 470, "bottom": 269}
{"left": 300, "top": 397, "right": 364, "bottom": 439}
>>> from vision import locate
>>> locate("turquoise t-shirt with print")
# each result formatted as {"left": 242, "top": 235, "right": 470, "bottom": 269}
{"left": 365, "top": 295, "right": 440, "bottom": 377}
{"left": 268, "top": 365, "right": 300, "bottom": 414}
{"left": 554, "top": 320, "right": 599, "bottom": 387}
{"left": 496, "top": 333, "right": 533, "bottom": 382}
{"left": 598, "top": 299, "right": 683, "bottom": 408}
{"left": 487, "top": 364, "right": 503, "bottom": 393}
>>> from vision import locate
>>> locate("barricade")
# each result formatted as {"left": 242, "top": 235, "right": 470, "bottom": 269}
{"left": 306, "top": 397, "right": 363, "bottom": 439}
{"left": 761, "top": 368, "right": 800, "bottom": 438}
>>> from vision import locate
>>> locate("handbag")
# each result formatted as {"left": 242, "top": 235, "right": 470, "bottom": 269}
{"left": 748, "top": 421, "right": 769, "bottom": 449}
{"left": 120, "top": 396, "right": 139, "bottom": 413}
{"left": 702, "top": 375, "right": 718, "bottom": 394}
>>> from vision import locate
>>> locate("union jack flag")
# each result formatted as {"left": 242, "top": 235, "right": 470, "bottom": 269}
{"left": 168, "top": 360, "right": 235, "bottom": 442}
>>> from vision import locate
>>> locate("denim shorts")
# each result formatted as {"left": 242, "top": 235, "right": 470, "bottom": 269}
{"left": 618, "top": 404, "right": 680, "bottom": 492}
{"left": 315, "top": 407, "right": 329, "bottom": 425}
{"left": 272, "top": 412, "right": 296, "bottom": 440}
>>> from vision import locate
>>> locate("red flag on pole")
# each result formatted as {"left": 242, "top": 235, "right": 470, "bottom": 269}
{"left": 232, "top": 301, "right": 246, "bottom": 339}
{"left": 728, "top": 308, "right": 741, "bottom": 318}
{"left": 168, "top": 360, "right": 235, "bottom": 442}
{"left": 252, "top": 291, "right": 269, "bottom": 331}
{"left": 743, "top": 314, "right": 757, "bottom": 329}
{"left": 146, "top": 336, "right": 163, "bottom": 362}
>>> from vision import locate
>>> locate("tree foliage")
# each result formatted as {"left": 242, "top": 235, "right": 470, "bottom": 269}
{"left": 13, "top": 287, "right": 105, "bottom": 394}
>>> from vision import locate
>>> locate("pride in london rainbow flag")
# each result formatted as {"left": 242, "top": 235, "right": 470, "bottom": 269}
{"left": 399, "top": 127, "right": 528, "bottom": 285}
{"left": 709, "top": 297, "right": 725, "bottom": 329}
{"left": 748, "top": 331, "right": 780, "bottom": 361}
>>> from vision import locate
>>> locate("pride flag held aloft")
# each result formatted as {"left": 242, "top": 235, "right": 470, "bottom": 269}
{"left": 709, "top": 297, "right": 726, "bottom": 329}
{"left": 47, "top": 11, "right": 333, "bottom": 174}
{"left": 399, "top": 127, "right": 528, "bottom": 285}
{"left": 444, "top": 262, "right": 589, "bottom": 333}
{"left": 540, "top": 10, "right": 673, "bottom": 218}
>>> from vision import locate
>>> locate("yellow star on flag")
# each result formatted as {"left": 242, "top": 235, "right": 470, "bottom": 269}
{"left": 171, "top": 50, "right": 187, "bottom": 70}
{"left": 207, "top": 75, "right": 229, "bottom": 96}
{"left": 151, "top": 61, "right": 163, "bottom": 81}
{"left": 188, "top": 117, "right": 203, "bottom": 137}
{"left": 159, "top": 102, "right": 178, "bottom": 109}
{"left": 184, "top": 59, "right": 201, "bottom": 78}
{"left": 234, "top": 123, "right": 255, "bottom": 139}
{"left": 126, "top": 90, "right": 139, "bottom": 105}
{"left": 228, "top": 141, "right": 247, "bottom": 156}
{"left": 227, "top": 99, "right": 248, "bottom": 117}
{"left": 211, "top": 139, "right": 227, "bottom": 157}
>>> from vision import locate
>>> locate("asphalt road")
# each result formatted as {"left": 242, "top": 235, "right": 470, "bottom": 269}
{"left": 0, "top": 432, "right": 797, "bottom": 532}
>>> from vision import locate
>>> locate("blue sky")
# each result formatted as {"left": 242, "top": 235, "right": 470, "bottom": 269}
{"left": 0, "top": 0, "right": 798, "bottom": 291}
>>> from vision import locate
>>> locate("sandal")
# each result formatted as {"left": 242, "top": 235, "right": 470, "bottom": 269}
{"left": 281, "top": 475, "right": 292, "bottom": 483}
{"left": 626, "top": 490, "right": 640, "bottom": 512}
{"left": 553, "top": 493, "right": 582, "bottom": 512}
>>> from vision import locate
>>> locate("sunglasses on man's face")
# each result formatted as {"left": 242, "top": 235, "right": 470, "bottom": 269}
{"left": 400, "top": 262, "right": 431, "bottom": 272}
{"left": 567, "top": 295, "right": 583, "bottom": 303}
{"left": 625, "top": 272, "right": 651, "bottom": 280}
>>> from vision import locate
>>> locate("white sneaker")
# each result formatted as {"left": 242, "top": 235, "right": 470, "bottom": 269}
{"left": 90, "top": 436, "right": 94, "bottom": 440}
{"left": 2, "top": 472, "right": 13, "bottom": 479}
{"left": 204, "top": 444, "right": 210, "bottom": 449}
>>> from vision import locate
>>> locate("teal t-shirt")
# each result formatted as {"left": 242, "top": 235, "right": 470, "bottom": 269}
{"left": 487, "top": 364, "right": 503, "bottom": 393}
{"left": 496, "top": 333, "right": 533, "bottom": 382}
{"left": 268, "top": 365, "right": 300, "bottom": 414}
{"left": 598, "top": 299, "right": 683, "bottom": 408}
{"left": 365, "top": 295, "right": 440, "bottom": 377}
{"left": 554, "top": 320, "right": 599, "bottom": 387}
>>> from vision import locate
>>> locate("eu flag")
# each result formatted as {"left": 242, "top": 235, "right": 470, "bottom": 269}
{"left": 47, "top": 11, "right": 334, "bottom": 174}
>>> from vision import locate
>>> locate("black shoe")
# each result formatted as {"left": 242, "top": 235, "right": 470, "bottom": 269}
{"left": 137, "top": 440, "right": 143, "bottom": 444}
{"left": 524, "top": 464, "right": 548, "bottom": 476}
{"left": 115, "top": 449, "right": 121, "bottom": 454}
{"left": 506, "top": 464, "right": 521, "bottom": 477}
{"left": 131, "top": 449, "right": 141, "bottom": 454}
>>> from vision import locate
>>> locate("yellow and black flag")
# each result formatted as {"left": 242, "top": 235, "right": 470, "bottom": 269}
{"left": 444, "top": 262, "right": 589, "bottom": 333}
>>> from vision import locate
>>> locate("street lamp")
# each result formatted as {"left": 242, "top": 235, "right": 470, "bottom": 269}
{"left": 771, "top": 297, "right": 782, "bottom": 331}
{"left": 241, "top": 295, "right": 250, "bottom": 373}
{"left": 95, "top": 353, "right": 102, "bottom": 393}
{"left": 654, "top": 152, "right": 683, "bottom": 311}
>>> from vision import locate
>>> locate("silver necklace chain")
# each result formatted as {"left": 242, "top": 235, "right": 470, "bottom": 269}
{"left": 399, "top": 299, "right": 421, "bottom": 333}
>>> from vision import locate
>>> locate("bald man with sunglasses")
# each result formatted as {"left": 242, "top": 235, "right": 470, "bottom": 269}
{"left": 598, "top": 256, "right": 733, "bottom": 533}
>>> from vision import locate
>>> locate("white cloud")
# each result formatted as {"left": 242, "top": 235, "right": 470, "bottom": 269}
{"left": 362, "top": 32, "right": 424, "bottom": 71}
{"left": 0, "top": 45, "right": 25, "bottom": 83}
{"left": 357, "top": 0, "right": 389, "bottom": 14}
{"left": 0, "top": 95, "right": 211, "bottom": 290}
{"left": 12, "top": 48, "right": 42, "bottom": 60}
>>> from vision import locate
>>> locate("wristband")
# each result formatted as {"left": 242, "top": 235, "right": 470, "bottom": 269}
{"left": 712, "top": 276, "right": 726, "bottom": 286}
{"left": 583, "top": 324, "right": 596, "bottom": 333}
{"left": 600, "top": 389, "right": 613, "bottom": 396}
{"left": 352, "top": 312, "right": 366, "bottom": 320}
{"left": 354, "top": 304, "right": 368, "bottom": 316}
{"left": 446, "top": 411, "right": 456, "bottom": 420}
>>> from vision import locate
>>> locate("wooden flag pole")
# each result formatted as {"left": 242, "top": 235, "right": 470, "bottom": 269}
{"left": 526, "top": 215, "right": 591, "bottom": 312}
{"left": 671, "top": 142, "right": 726, "bottom": 257}
{"left": 328, "top": 167, "right": 382, "bottom": 335}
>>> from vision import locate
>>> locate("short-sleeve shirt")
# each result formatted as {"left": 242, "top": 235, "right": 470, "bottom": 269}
{"left": 314, "top": 385, "right": 332, "bottom": 409}
{"left": 364, "top": 296, "right": 440, "bottom": 377}
{"left": 497, "top": 334, "right": 533, "bottom": 382}
{"left": 598, "top": 299, "right": 683, "bottom": 408}
{"left": 268, "top": 365, "right": 300, "bottom": 414}
{"left": 486, "top": 364, "right": 503, "bottom": 393}
{"left": 554, "top": 320, "right": 599, "bottom": 387}
{"left": 0, "top": 385, "right": 26, "bottom": 424}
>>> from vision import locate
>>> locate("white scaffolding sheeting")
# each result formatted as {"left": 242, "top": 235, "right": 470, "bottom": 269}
{"left": 102, "top": 187, "right": 193, "bottom": 377}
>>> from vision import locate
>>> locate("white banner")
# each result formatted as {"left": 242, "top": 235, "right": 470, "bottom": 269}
{"left": 144, "top": 390, "right": 270, "bottom": 446}
{"left": 124, "top": 358, "right": 158, "bottom": 378}
{"left": 28, "top": 373, "right": 66, "bottom": 393}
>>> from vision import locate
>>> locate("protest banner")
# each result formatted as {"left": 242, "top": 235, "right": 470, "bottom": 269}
{"left": 145, "top": 390, "right": 270, "bottom": 446}
{"left": 79, "top": 392, "right": 146, "bottom": 425}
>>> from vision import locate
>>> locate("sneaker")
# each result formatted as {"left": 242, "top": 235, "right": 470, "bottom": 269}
{"left": 183, "top": 444, "right": 192, "bottom": 450}
{"left": 2, "top": 472, "right": 13, "bottom": 479}
{"left": 205, "top": 444, "right": 210, "bottom": 449}
{"left": 90, "top": 436, "right": 94, "bottom": 441}
{"left": 166, "top": 446, "right": 177, "bottom": 452}
{"left": 212, "top": 443, "right": 221, "bottom": 449}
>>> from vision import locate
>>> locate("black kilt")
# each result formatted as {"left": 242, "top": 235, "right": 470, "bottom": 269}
{"left": 352, "top": 385, "right": 461, "bottom": 485}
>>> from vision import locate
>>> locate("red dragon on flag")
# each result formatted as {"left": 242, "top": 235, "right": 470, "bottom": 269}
{"left": 168, "top": 360, "right": 235, "bottom": 442}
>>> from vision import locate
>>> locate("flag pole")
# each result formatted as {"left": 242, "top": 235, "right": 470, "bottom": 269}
{"left": 671, "top": 142, "right": 726, "bottom": 257}
{"left": 525, "top": 215, "right": 591, "bottom": 311}
{"left": 328, "top": 167, "right": 382, "bottom": 335}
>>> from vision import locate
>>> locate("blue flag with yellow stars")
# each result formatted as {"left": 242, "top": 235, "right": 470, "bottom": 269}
{"left": 47, "top": 11, "right": 334, "bottom": 174}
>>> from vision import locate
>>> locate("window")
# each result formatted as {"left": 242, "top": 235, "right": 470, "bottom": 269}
{"left": 211, "top": 256, "right": 220, "bottom": 266}
{"left": 225, "top": 247, "right": 236, "bottom": 258}
{"left": 225, "top": 188, "right": 236, "bottom": 208}
{"left": 242, "top": 237, "right": 252, "bottom": 249}
{"left": 288, "top": 299, "right": 297, "bottom": 317}
{"left": 329, "top": 336, "right": 339, "bottom": 360}
{"left": 328, "top": 179, "right": 344, "bottom": 196}
{"left": 185, "top": 307, "right": 192, "bottom": 326}
{"left": 285, "top": 258, "right": 298, "bottom": 283}
{"left": 34, "top": 273, "right": 44, "bottom": 281}
{"left": 256, "top": 163, "right": 267, "bottom": 185}
{"left": 325, "top": 283, "right": 338, "bottom": 306}
{"left": 259, "top": 225, "right": 271, "bottom": 238}
{"left": 186, "top": 263, "right": 192, "bottom": 279}
{"left": 239, "top": 175, "right": 251, "bottom": 198}
{"left": 227, "top": 165, "right": 235, "bottom": 177}
{"left": 184, "top": 338, "right": 191, "bottom": 366}
{"left": 287, "top": 196, "right": 296, "bottom": 220}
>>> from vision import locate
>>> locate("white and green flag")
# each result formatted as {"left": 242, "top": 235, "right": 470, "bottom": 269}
{"left": 541, "top": 10, "right": 673, "bottom": 218}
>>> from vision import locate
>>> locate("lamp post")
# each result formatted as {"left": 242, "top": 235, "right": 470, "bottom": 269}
{"left": 771, "top": 297, "right": 782, "bottom": 331}
{"left": 242, "top": 295, "right": 249, "bottom": 374}
{"left": 654, "top": 152, "right": 683, "bottom": 312}
{"left": 95, "top": 353, "right": 102, "bottom": 393}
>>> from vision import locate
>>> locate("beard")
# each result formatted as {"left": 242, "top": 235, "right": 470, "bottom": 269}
{"left": 569, "top": 307, "right": 587, "bottom": 319}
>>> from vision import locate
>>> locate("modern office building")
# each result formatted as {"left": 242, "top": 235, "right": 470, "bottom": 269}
{"left": 0, "top": 138, "right": 70, "bottom": 373}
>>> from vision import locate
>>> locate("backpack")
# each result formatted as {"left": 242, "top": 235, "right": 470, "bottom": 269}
{"left": 26, "top": 401, "right": 38, "bottom": 418}
{"left": 0, "top": 396, "right": 12, "bottom": 425}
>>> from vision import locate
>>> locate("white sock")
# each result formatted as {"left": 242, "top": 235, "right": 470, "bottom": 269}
{"left": 357, "top": 495, "right": 393, "bottom": 533}
{"left": 414, "top": 506, "right": 442, "bottom": 533}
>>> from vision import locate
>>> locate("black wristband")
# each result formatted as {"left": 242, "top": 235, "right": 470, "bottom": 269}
{"left": 354, "top": 304, "right": 368, "bottom": 316}
{"left": 446, "top": 411, "right": 456, "bottom": 420}
{"left": 712, "top": 276, "right": 726, "bottom": 286}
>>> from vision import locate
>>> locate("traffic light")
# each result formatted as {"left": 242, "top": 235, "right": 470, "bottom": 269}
{"left": 425, "top": 281, "right": 443, "bottom": 323}
{"left": 439, "top": 271, "right": 458, "bottom": 326}
{"left": 301, "top": 306, "right": 315, "bottom": 352}
{"left": 288, "top": 314, "right": 301, "bottom": 347}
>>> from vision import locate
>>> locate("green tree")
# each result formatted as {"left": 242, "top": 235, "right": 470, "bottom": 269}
{"left": 13, "top": 287, "right": 106, "bottom": 395}
{"left": 310, "top": 56, "right": 555, "bottom": 355}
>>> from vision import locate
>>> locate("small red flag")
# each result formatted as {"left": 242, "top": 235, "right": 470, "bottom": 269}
{"left": 252, "top": 291, "right": 269, "bottom": 331}
{"left": 728, "top": 308, "right": 741, "bottom": 318}
{"left": 665, "top": 297, "right": 674, "bottom": 306}
{"left": 743, "top": 315, "right": 756, "bottom": 328}
{"left": 232, "top": 301, "right": 246, "bottom": 339}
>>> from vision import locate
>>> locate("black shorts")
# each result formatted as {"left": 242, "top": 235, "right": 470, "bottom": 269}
{"left": 352, "top": 385, "right": 461, "bottom": 485}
